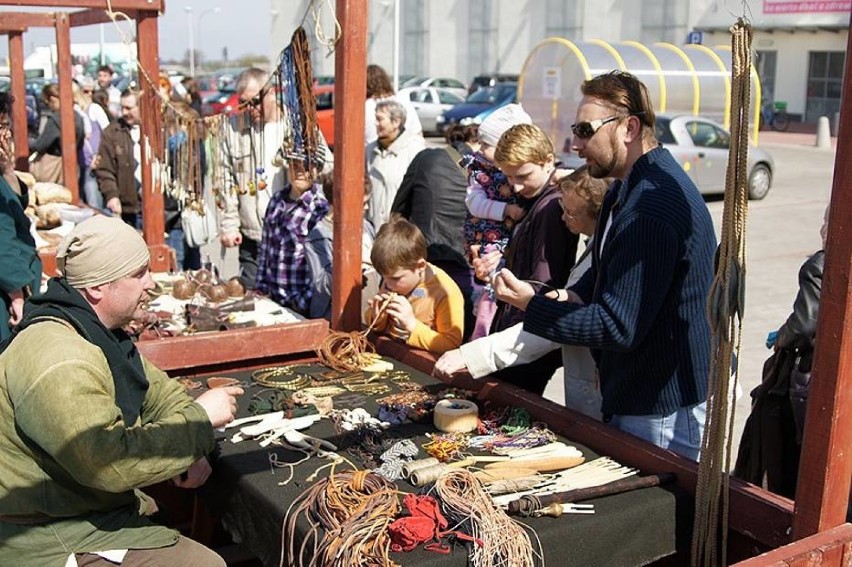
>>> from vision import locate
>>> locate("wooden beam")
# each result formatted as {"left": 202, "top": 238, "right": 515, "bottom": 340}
{"left": 135, "top": 10, "right": 169, "bottom": 271}
{"left": 733, "top": 523, "right": 852, "bottom": 566}
{"left": 792, "top": 18, "right": 852, "bottom": 539}
{"left": 0, "top": 1, "right": 162, "bottom": 10}
{"left": 55, "top": 12, "right": 80, "bottom": 200}
{"left": 8, "top": 31, "right": 29, "bottom": 172}
{"left": 136, "top": 320, "right": 330, "bottom": 373}
{"left": 0, "top": 12, "right": 56, "bottom": 28}
{"left": 69, "top": 7, "right": 137, "bottom": 27}
{"left": 331, "top": 0, "right": 368, "bottom": 331}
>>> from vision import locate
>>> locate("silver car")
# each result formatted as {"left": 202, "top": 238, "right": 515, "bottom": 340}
{"left": 562, "top": 114, "right": 774, "bottom": 200}
{"left": 398, "top": 86, "right": 466, "bottom": 135}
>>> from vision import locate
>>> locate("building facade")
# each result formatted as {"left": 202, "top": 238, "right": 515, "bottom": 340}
{"left": 270, "top": 0, "right": 848, "bottom": 123}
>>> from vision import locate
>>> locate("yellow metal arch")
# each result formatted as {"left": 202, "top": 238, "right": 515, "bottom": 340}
{"left": 588, "top": 38, "right": 627, "bottom": 70}
{"left": 520, "top": 37, "right": 593, "bottom": 145}
{"left": 622, "top": 40, "right": 667, "bottom": 113}
{"left": 685, "top": 43, "right": 732, "bottom": 129}
{"left": 655, "top": 42, "right": 700, "bottom": 116}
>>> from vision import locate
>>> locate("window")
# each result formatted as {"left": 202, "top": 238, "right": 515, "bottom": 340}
{"left": 401, "top": 0, "right": 426, "bottom": 77}
{"left": 685, "top": 121, "right": 728, "bottom": 149}
{"left": 806, "top": 51, "right": 845, "bottom": 123}
{"left": 415, "top": 89, "right": 434, "bottom": 104}
{"left": 438, "top": 90, "right": 464, "bottom": 105}
{"left": 469, "top": 0, "right": 498, "bottom": 75}
{"left": 545, "top": 0, "right": 581, "bottom": 39}
{"left": 756, "top": 51, "right": 777, "bottom": 104}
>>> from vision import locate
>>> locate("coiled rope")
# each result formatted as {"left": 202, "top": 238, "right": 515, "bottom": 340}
{"left": 692, "top": 18, "right": 753, "bottom": 567}
{"left": 281, "top": 469, "right": 400, "bottom": 566}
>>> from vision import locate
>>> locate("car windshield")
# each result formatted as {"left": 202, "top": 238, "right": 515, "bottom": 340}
{"left": 466, "top": 84, "right": 516, "bottom": 104}
{"left": 655, "top": 117, "right": 676, "bottom": 144}
{"left": 401, "top": 76, "right": 427, "bottom": 88}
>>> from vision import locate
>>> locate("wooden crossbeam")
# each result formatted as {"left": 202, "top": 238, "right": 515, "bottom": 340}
{"left": 69, "top": 7, "right": 136, "bottom": 27}
{"left": 0, "top": 12, "right": 56, "bottom": 28}
{"left": 0, "top": 0, "right": 162, "bottom": 10}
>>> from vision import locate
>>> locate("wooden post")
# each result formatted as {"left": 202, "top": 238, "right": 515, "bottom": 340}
{"left": 331, "top": 0, "right": 368, "bottom": 331}
{"left": 135, "top": 10, "right": 170, "bottom": 272}
{"left": 792, "top": 19, "right": 852, "bottom": 539}
{"left": 55, "top": 12, "right": 79, "bottom": 201}
{"left": 8, "top": 31, "right": 29, "bottom": 172}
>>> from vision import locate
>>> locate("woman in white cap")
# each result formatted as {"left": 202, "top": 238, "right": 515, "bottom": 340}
{"left": 461, "top": 103, "right": 534, "bottom": 339}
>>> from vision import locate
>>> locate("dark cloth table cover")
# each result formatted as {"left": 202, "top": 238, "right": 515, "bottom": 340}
{"left": 200, "top": 360, "right": 681, "bottom": 566}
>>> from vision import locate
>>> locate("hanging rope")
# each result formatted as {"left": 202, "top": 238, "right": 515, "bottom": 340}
{"left": 691, "top": 18, "right": 753, "bottom": 567}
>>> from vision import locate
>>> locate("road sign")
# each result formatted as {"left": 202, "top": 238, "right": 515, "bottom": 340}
{"left": 687, "top": 30, "right": 704, "bottom": 45}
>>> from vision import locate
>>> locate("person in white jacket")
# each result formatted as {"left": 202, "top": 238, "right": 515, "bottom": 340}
{"left": 433, "top": 166, "right": 613, "bottom": 419}
{"left": 366, "top": 100, "right": 425, "bottom": 228}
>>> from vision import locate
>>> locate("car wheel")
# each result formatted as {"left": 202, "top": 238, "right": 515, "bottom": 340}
{"left": 748, "top": 163, "right": 772, "bottom": 200}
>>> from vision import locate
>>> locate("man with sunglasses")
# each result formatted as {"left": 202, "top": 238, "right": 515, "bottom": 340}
{"left": 491, "top": 71, "right": 716, "bottom": 461}
{"left": 219, "top": 67, "right": 332, "bottom": 290}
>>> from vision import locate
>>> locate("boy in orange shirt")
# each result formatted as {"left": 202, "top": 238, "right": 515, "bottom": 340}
{"left": 366, "top": 217, "right": 464, "bottom": 353}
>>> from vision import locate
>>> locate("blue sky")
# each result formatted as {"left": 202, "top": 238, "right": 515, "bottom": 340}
{"left": 0, "top": 0, "right": 272, "bottom": 63}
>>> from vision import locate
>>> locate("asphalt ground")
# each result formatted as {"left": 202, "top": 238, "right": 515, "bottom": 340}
{"left": 206, "top": 130, "right": 837, "bottom": 459}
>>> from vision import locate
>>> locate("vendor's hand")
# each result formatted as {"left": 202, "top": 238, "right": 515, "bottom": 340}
{"left": 472, "top": 250, "right": 503, "bottom": 282}
{"left": 106, "top": 197, "right": 122, "bottom": 215}
{"left": 433, "top": 349, "right": 470, "bottom": 379}
{"left": 7, "top": 289, "right": 25, "bottom": 327}
{"left": 493, "top": 269, "right": 535, "bottom": 311}
{"left": 173, "top": 457, "right": 212, "bottom": 489}
{"left": 386, "top": 294, "right": 417, "bottom": 334}
{"left": 195, "top": 385, "right": 243, "bottom": 428}
{"left": 504, "top": 203, "right": 526, "bottom": 222}
{"left": 219, "top": 232, "right": 242, "bottom": 248}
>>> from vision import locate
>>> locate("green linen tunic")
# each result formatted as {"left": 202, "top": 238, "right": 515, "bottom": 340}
{"left": 0, "top": 320, "right": 215, "bottom": 566}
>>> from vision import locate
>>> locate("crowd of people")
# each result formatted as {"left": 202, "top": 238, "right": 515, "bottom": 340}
{"left": 0, "top": 63, "right": 840, "bottom": 564}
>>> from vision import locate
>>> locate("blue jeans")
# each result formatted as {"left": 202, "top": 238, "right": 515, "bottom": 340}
{"left": 167, "top": 227, "right": 202, "bottom": 271}
{"left": 609, "top": 402, "right": 707, "bottom": 461}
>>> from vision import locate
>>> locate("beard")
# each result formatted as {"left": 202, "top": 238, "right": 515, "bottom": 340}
{"left": 586, "top": 135, "right": 621, "bottom": 178}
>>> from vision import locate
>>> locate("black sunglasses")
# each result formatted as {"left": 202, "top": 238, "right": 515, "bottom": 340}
{"left": 572, "top": 111, "right": 645, "bottom": 139}
{"left": 239, "top": 88, "right": 268, "bottom": 107}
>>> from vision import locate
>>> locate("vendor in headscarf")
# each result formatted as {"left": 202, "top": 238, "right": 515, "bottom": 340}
{"left": 0, "top": 215, "right": 243, "bottom": 565}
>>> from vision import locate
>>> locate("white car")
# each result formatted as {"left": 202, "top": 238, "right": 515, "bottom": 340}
{"left": 399, "top": 76, "right": 468, "bottom": 99}
{"left": 398, "top": 86, "right": 466, "bottom": 135}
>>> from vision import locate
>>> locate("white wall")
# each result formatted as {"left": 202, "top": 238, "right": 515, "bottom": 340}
{"left": 705, "top": 29, "right": 848, "bottom": 117}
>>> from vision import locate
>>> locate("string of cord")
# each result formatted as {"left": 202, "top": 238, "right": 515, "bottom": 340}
{"left": 433, "top": 468, "right": 538, "bottom": 566}
{"left": 316, "top": 294, "right": 394, "bottom": 372}
{"left": 281, "top": 468, "right": 400, "bottom": 567}
{"left": 692, "top": 18, "right": 753, "bottom": 567}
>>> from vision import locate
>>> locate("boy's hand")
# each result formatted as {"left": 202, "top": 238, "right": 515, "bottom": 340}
{"left": 504, "top": 203, "right": 526, "bottom": 222}
{"left": 472, "top": 250, "right": 502, "bottom": 282}
{"left": 386, "top": 295, "right": 417, "bottom": 335}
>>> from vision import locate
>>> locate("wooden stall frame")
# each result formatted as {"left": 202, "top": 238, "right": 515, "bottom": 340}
{"left": 3, "top": 1, "right": 848, "bottom": 564}
{"left": 0, "top": 0, "right": 169, "bottom": 272}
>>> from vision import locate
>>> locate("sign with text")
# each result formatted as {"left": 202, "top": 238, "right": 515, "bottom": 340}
{"left": 543, "top": 67, "right": 561, "bottom": 100}
{"left": 763, "top": 0, "right": 851, "bottom": 13}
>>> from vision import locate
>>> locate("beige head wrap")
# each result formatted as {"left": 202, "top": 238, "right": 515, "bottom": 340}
{"left": 57, "top": 215, "right": 150, "bottom": 288}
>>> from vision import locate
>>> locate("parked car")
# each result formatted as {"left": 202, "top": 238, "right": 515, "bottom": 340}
{"left": 398, "top": 86, "right": 465, "bottom": 135}
{"left": 315, "top": 84, "right": 334, "bottom": 148}
{"left": 468, "top": 73, "right": 519, "bottom": 95}
{"left": 400, "top": 76, "right": 467, "bottom": 99}
{"left": 201, "top": 89, "right": 238, "bottom": 116}
{"left": 436, "top": 82, "right": 517, "bottom": 135}
{"left": 560, "top": 114, "right": 774, "bottom": 200}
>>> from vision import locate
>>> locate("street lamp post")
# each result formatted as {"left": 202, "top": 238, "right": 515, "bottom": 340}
{"left": 185, "top": 6, "right": 195, "bottom": 77}
{"left": 197, "top": 7, "right": 221, "bottom": 73}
